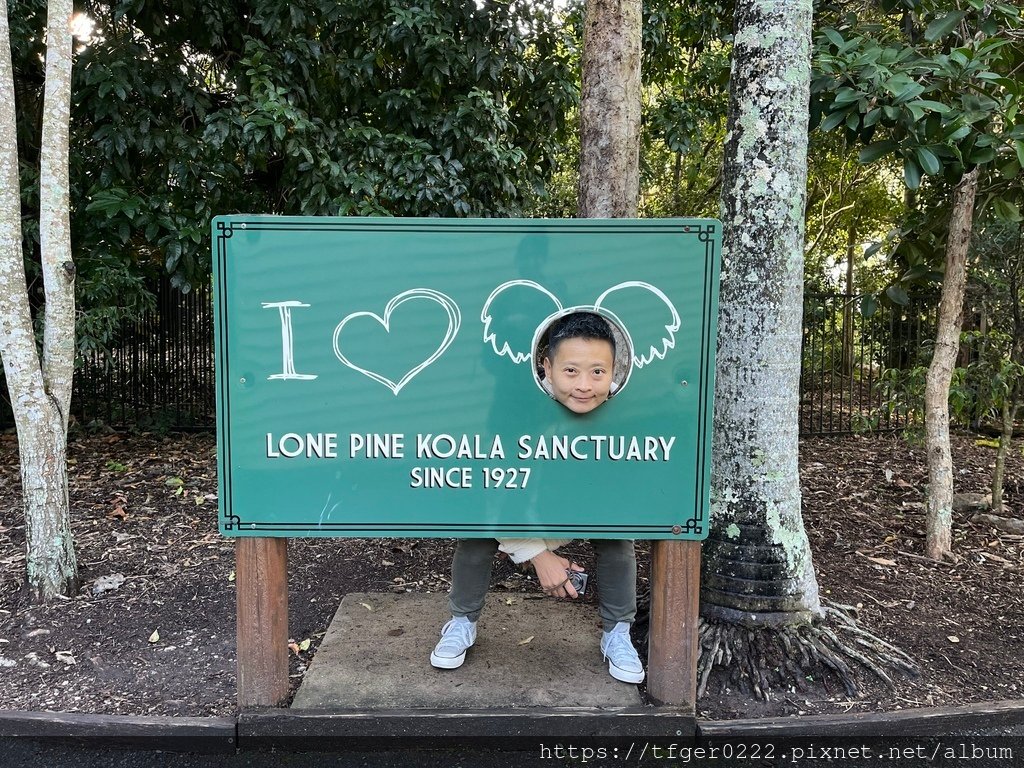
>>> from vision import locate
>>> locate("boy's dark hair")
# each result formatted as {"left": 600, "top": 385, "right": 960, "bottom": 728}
{"left": 544, "top": 312, "right": 616, "bottom": 360}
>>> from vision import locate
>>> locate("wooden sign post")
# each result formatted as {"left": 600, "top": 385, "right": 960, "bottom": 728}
{"left": 236, "top": 538, "right": 289, "bottom": 707}
{"left": 648, "top": 540, "right": 702, "bottom": 710}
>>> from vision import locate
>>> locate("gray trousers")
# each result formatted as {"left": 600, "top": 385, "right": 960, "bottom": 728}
{"left": 448, "top": 538, "right": 637, "bottom": 632}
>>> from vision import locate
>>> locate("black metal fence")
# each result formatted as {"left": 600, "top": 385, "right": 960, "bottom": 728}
{"left": 0, "top": 280, "right": 215, "bottom": 431}
{"left": 1, "top": 286, "right": 933, "bottom": 436}
{"left": 799, "top": 292, "right": 935, "bottom": 435}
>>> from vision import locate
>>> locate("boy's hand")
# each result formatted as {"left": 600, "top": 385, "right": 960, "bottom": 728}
{"left": 531, "top": 550, "right": 584, "bottom": 598}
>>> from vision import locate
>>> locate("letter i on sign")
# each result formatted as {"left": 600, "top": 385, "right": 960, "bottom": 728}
{"left": 263, "top": 301, "right": 317, "bottom": 380}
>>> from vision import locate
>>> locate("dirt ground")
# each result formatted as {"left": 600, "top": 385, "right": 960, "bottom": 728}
{"left": 0, "top": 429, "right": 1021, "bottom": 720}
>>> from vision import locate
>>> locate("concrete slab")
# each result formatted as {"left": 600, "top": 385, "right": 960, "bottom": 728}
{"left": 291, "top": 592, "right": 644, "bottom": 710}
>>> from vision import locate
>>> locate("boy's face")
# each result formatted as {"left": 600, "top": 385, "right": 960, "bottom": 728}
{"left": 542, "top": 337, "right": 615, "bottom": 414}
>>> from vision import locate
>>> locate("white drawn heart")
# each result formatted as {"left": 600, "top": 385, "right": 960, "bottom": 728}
{"left": 332, "top": 288, "right": 461, "bottom": 395}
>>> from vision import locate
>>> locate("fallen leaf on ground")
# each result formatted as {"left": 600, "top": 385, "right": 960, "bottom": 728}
{"left": 518, "top": 636, "right": 534, "bottom": 646}
{"left": 148, "top": 630, "right": 160, "bottom": 643}
{"left": 857, "top": 551, "right": 898, "bottom": 567}
{"left": 359, "top": 602, "right": 374, "bottom": 612}
{"left": 91, "top": 573, "right": 125, "bottom": 595}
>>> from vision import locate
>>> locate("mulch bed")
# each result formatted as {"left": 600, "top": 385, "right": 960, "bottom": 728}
{"left": 0, "top": 430, "right": 1021, "bottom": 719}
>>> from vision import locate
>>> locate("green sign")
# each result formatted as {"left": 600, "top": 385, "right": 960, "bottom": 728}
{"left": 214, "top": 217, "right": 720, "bottom": 539}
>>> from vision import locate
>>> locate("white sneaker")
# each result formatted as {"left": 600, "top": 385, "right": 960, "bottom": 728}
{"left": 429, "top": 616, "right": 477, "bottom": 669}
{"left": 600, "top": 622, "right": 645, "bottom": 684}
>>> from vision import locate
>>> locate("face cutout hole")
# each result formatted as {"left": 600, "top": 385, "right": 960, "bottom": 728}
{"left": 533, "top": 309, "right": 633, "bottom": 414}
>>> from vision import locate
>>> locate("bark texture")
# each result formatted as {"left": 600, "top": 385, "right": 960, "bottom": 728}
{"left": 0, "top": 0, "right": 79, "bottom": 600}
{"left": 577, "top": 0, "right": 641, "bottom": 218}
{"left": 924, "top": 168, "right": 978, "bottom": 560}
{"left": 703, "top": 0, "right": 821, "bottom": 626}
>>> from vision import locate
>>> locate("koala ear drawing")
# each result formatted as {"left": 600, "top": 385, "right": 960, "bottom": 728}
{"left": 594, "top": 281, "right": 681, "bottom": 368}
{"left": 481, "top": 280, "right": 563, "bottom": 364}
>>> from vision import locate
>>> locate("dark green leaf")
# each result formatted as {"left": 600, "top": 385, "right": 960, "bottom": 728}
{"left": 925, "top": 11, "right": 967, "bottom": 42}
{"left": 904, "top": 158, "right": 922, "bottom": 189}
{"left": 861, "top": 294, "right": 878, "bottom": 317}
{"left": 999, "top": 159, "right": 1021, "bottom": 179}
{"left": 914, "top": 100, "right": 951, "bottom": 114}
{"left": 901, "top": 264, "right": 930, "bottom": 282}
{"left": 823, "top": 27, "right": 845, "bottom": 49}
{"left": 820, "top": 110, "right": 849, "bottom": 131}
{"left": 886, "top": 284, "right": 910, "bottom": 305}
{"left": 860, "top": 140, "right": 898, "bottom": 164}
{"left": 993, "top": 198, "right": 1023, "bottom": 222}
{"left": 968, "top": 146, "right": 996, "bottom": 164}
{"left": 833, "top": 87, "right": 863, "bottom": 106}
{"left": 915, "top": 146, "right": 942, "bottom": 176}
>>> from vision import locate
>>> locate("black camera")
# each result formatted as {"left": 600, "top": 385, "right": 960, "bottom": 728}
{"left": 567, "top": 569, "right": 588, "bottom": 595}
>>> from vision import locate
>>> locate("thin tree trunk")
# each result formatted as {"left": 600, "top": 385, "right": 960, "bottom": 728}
{"left": 841, "top": 222, "right": 857, "bottom": 377}
{"left": 672, "top": 151, "right": 682, "bottom": 214}
{"left": 578, "top": 0, "right": 641, "bottom": 218}
{"left": 0, "top": 0, "right": 79, "bottom": 600}
{"left": 990, "top": 393, "right": 1017, "bottom": 515}
{"left": 39, "top": 0, "right": 76, "bottom": 411}
{"left": 924, "top": 168, "right": 978, "bottom": 561}
{"left": 703, "top": 0, "right": 821, "bottom": 626}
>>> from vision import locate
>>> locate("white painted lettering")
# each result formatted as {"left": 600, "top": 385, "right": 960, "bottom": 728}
{"left": 644, "top": 436, "right": 659, "bottom": 461}
{"left": 517, "top": 435, "right": 532, "bottom": 460}
{"left": 660, "top": 436, "right": 676, "bottom": 461}
{"left": 262, "top": 301, "right": 317, "bottom": 381}
{"left": 410, "top": 466, "right": 473, "bottom": 488}
{"left": 350, "top": 433, "right": 405, "bottom": 458}
{"left": 570, "top": 436, "right": 589, "bottom": 460}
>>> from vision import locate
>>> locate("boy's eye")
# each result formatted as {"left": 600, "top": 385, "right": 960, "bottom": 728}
{"left": 593, "top": 369, "right": 606, "bottom": 376}
{"left": 563, "top": 367, "right": 577, "bottom": 374}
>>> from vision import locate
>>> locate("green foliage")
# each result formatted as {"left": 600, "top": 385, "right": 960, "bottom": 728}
{"left": 814, "top": 3, "right": 1023, "bottom": 191}
{"left": 960, "top": 330, "right": 1024, "bottom": 423}
{"left": 812, "top": 0, "right": 1024, "bottom": 307}
{"left": 875, "top": 364, "right": 930, "bottom": 434}
{"left": 964, "top": 220, "right": 1024, "bottom": 425}
{"left": 525, "top": 0, "right": 733, "bottom": 219}
{"left": 639, "top": 0, "right": 731, "bottom": 218}
{"left": 803, "top": 132, "right": 903, "bottom": 294}
{"left": 10, "top": 0, "right": 576, "bottom": 351}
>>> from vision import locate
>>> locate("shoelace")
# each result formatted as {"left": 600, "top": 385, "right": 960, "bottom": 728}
{"left": 440, "top": 620, "right": 474, "bottom": 648}
{"left": 603, "top": 631, "right": 639, "bottom": 664}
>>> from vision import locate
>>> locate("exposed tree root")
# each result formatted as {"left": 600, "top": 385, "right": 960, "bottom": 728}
{"left": 634, "top": 597, "right": 919, "bottom": 701}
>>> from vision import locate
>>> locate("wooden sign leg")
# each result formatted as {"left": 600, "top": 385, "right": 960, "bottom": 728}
{"left": 236, "top": 537, "right": 289, "bottom": 708}
{"left": 647, "top": 540, "right": 701, "bottom": 711}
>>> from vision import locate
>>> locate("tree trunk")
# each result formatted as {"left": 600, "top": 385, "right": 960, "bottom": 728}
{"left": 703, "top": 0, "right": 820, "bottom": 626}
{"left": 0, "top": 0, "right": 79, "bottom": 600}
{"left": 924, "top": 168, "right": 978, "bottom": 561}
{"left": 578, "top": 0, "right": 641, "bottom": 218}
{"left": 991, "top": 390, "right": 1018, "bottom": 516}
{"left": 841, "top": 222, "right": 857, "bottom": 377}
